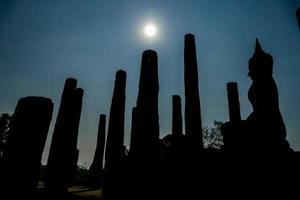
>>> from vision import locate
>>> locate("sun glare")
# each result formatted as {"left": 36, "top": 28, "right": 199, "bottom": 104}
{"left": 144, "top": 24, "right": 157, "bottom": 37}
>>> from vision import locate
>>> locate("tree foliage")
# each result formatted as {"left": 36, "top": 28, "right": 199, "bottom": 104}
{"left": 203, "top": 121, "right": 224, "bottom": 150}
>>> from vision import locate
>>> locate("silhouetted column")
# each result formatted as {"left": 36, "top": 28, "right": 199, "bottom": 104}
{"left": 89, "top": 114, "right": 106, "bottom": 178}
{"left": 105, "top": 70, "right": 126, "bottom": 170}
{"left": 297, "top": 7, "right": 300, "bottom": 29}
{"left": 103, "top": 70, "right": 126, "bottom": 200}
{"left": 2, "top": 97, "right": 53, "bottom": 192}
{"left": 68, "top": 88, "right": 83, "bottom": 185}
{"left": 135, "top": 50, "right": 160, "bottom": 160}
{"left": 172, "top": 95, "right": 183, "bottom": 136}
{"left": 45, "top": 78, "right": 84, "bottom": 193}
{"left": 227, "top": 82, "right": 241, "bottom": 123}
{"left": 184, "top": 34, "right": 203, "bottom": 151}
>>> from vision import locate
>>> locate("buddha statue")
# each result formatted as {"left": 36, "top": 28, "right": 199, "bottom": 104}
{"left": 222, "top": 39, "right": 292, "bottom": 153}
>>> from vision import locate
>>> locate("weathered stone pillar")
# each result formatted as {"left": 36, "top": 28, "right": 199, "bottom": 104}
{"left": 134, "top": 50, "right": 160, "bottom": 160}
{"left": 45, "top": 78, "right": 83, "bottom": 193}
{"left": 89, "top": 114, "right": 106, "bottom": 183}
{"left": 105, "top": 70, "right": 126, "bottom": 170}
{"left": 226, "top": 82, "right": 241, "bottom": 123}
{"left": 2, "top": 97, "right": 53, "bottom": 192}
{"left": 103, "top": 70, "right": 126, "bottom": 200}
{"left": 90, "top": 114, "right": 106, "bottom": 172}
{"left": 68, "top": 88, "right": 83, "bottom": 185}
{"left": 172, "top": 95, "right": 183, "bottom": 136}
{"left": 184, "top": 34, "right": 203, "bottom": 151}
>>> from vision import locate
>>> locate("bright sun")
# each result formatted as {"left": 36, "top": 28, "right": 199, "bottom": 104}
{"left": 144, "top": 24, "right": 157, "bottom": 37}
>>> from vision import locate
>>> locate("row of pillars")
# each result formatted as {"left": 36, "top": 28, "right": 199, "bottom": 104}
{"left": 99, "top": 8, "right": 300, "bottom": 173}
{"left": 102, "top": 33, "right": 204, "bottom": 169}
{"left": 100, "top": 34, "right": 204, "bottom": 199}
{"left": 0, "top": 33, "right": 205, "bottom": 196}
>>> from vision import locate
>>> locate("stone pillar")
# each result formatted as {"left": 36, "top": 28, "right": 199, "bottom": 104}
{"left": 184, "top": 34, "right": 203, "bottom": 151}
{"left": 105, "top": 70, "right": 126, "bottom": 170}
{"left": 134, "top": 50, "right": 160, "bottom": 160}
{"left": 45, "top": 78, "right": 84, "bottom": 193}
{"left": 226, "top": 82, "right": 241, "bottom": 123}
{"left": 68, "top": 88, "right": 83, "bottom": 185}
{"left": 103, "top": 70, "right": 126, "bottom": 200}
{"left": 2, "top": 97, "right": 53, "bottom": 192}
{"left": 172, "top": 95, "right": 183, "bottom": 136}
{"left": 89, "top": 114, "right": 106, "bottom": 181}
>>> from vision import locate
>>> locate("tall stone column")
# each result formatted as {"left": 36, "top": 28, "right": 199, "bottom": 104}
{"left": 45, "top": 78, "right": 83, "bottom": 193}
{"left": 89, "top": 114, "right": 106, "bottom": 182}
{"left": 134, "top": 50, "right": 160, "bottom": 160}
{"left": 184, "top": 34, "right": 203, "bottom": 151}
{"left": 103, "top": 70, "right": 126, "bottom": 200}
{"left": 172, "top": 95, "right": 183, "bottom": 136}
{"left": 2, "top": 97, "right": 53, "bottom": 192}
{"left": 105, "top": 70, "right": 126, "bottom": 170}
{"left": 68, "top": 88, "right": 83, "bottom": 186}
{"left": 226, "top": 82, "right": 241, "bottom": 123}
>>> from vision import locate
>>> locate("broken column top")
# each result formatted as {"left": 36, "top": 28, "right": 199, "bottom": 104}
{"left": 185, "top": 34, "right": 197, "bottom": 49}
{"left": 227, "top": 82, "right": 238, "bottom": 90}
{"left": 184, "top": 33, "right": 197, "bottom": 62}
{"left": 75, "top": 88, "right": 84, "bottom": 97}
{"left": 64, "top": 78, "right": 77, "bottom": 90}
{"left": 185, "top": 33, "right": 195, "bottom": 41}
{"left": 116, "top": 70, "right": 127, "bottom": 82}
{"left": 140, "top": 50, "right": 158, "bottom": 84}
{"left": 17, "top": 96, "right": 53, "bottom": 105}
{"left": 143, "top": 49, "right": 157, "bottom": 56}
{"left": 142, "top": 50, "right": 158, "bottom": 63}
{"left": 173, "top": 95, "right": 181, "bottom": 100}
{"left": 100, "top": 114, "right": 106, "bottom": 120}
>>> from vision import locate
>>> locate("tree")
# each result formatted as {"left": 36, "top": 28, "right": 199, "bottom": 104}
{"left": 203, "top": 121, "right": 224, "bottom": 150}
{"left": 0, "top": 114, "right": 11, "bottom": 158}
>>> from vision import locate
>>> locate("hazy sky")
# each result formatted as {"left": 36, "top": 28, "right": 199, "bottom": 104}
{"left": 0, "top": 0, "right": 299, "bottom": 165}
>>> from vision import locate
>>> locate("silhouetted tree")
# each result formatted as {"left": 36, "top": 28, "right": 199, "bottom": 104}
{"left": 203, "top": 121, "right": 224, "bottom": 150}
{"left": 0, "top": 114, "right": 11, "bottom": 158}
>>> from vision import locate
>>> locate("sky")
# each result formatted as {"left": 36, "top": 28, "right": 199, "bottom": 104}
{"left": 0, "top": 0, "right": 299, "bottom": 166}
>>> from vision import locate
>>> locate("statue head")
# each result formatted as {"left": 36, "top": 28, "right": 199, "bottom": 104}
{"left": 248, "top": 39, "right": 273, "bottom": 80}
